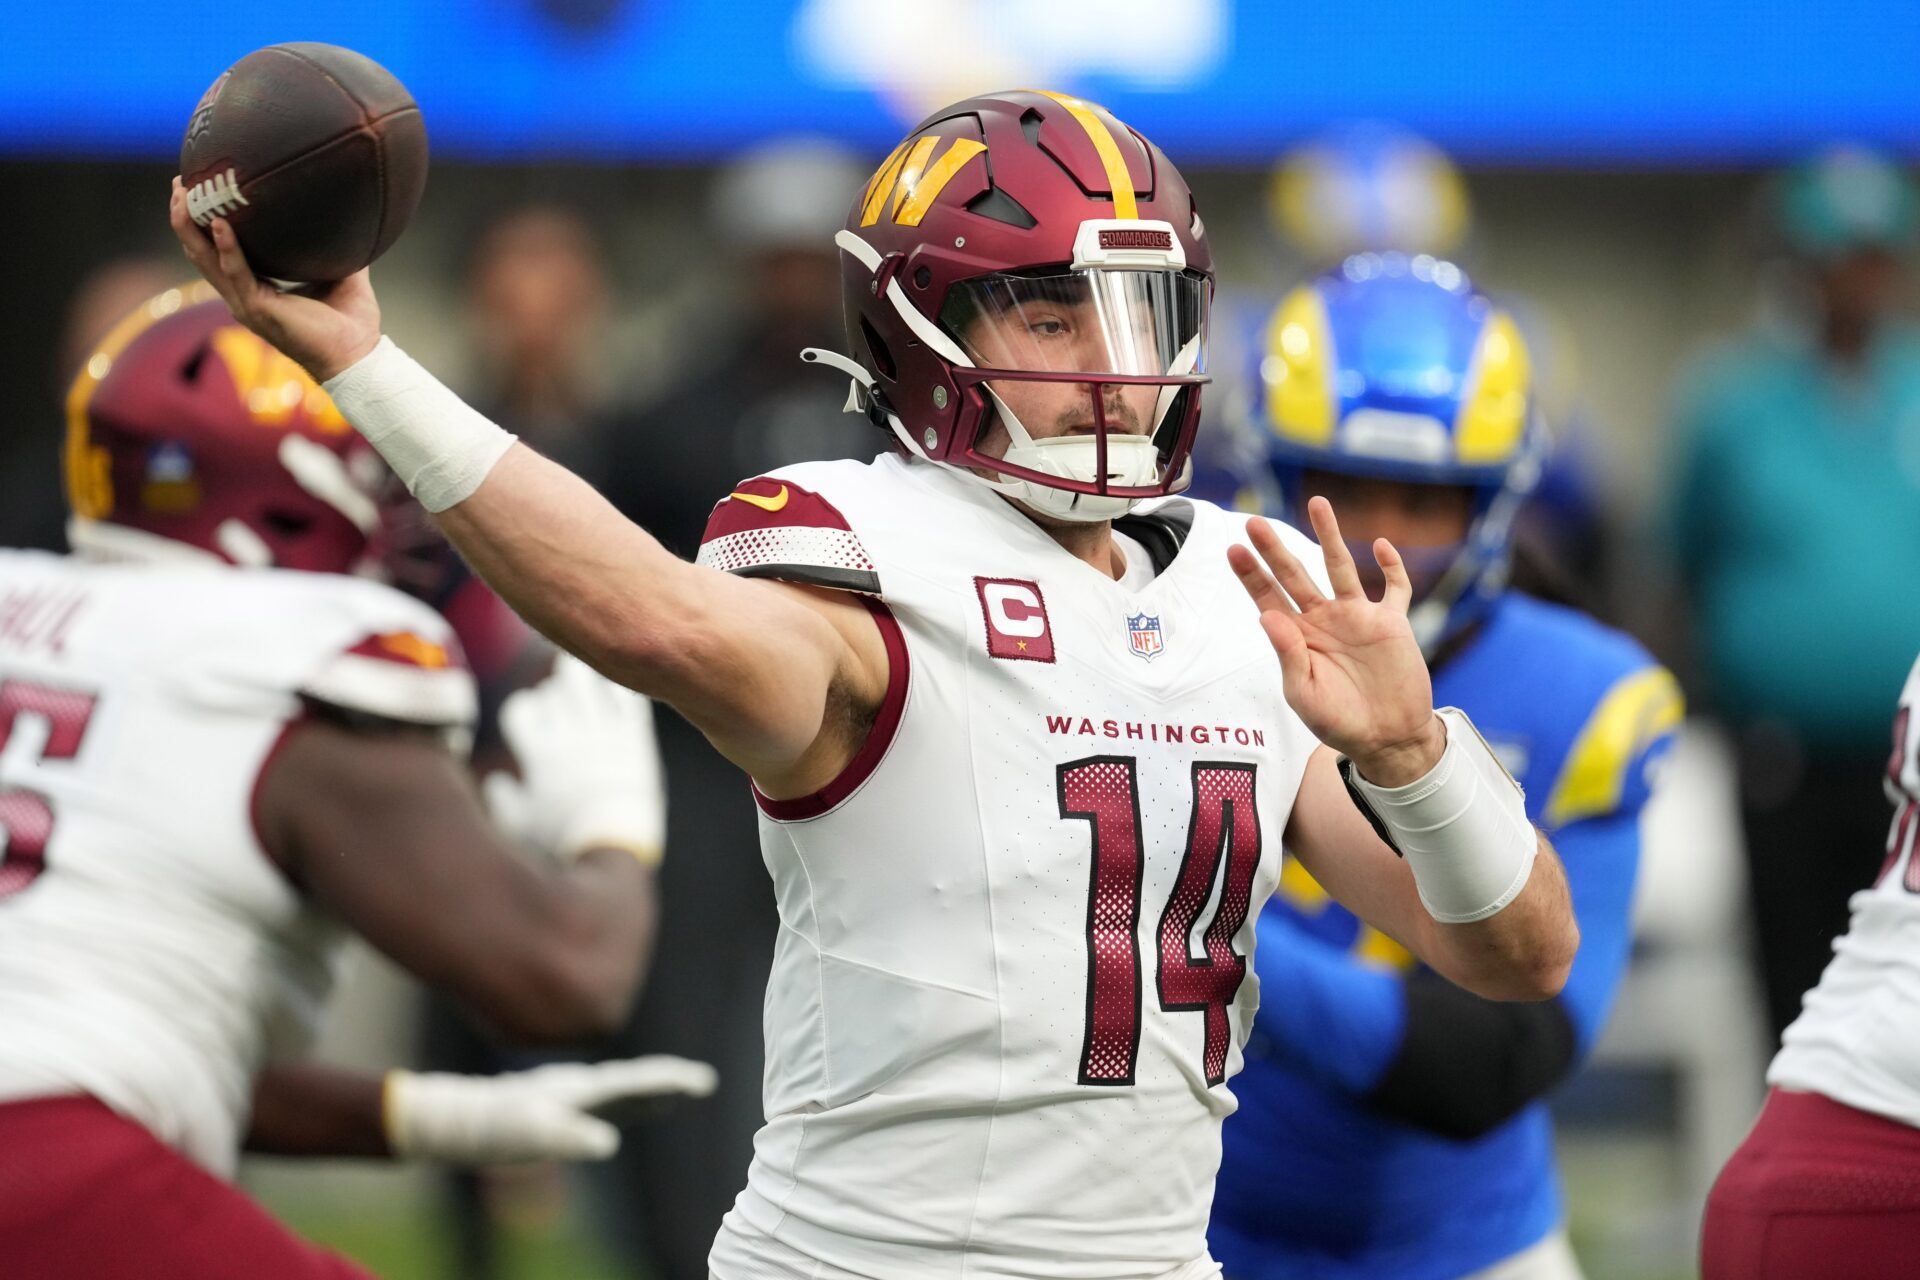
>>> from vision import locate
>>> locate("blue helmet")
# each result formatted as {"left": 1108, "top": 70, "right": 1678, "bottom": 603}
{"left": 1254, "top": 252, "right": 1541, "bottom": 653}
{"left": 1268, "top": 122, "right": 1471, "bottom": 265}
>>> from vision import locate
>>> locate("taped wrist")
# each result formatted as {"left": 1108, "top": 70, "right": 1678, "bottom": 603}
{"left": 1346, "top": 707, "right": 1537, "bottom": 924}
{"left": 323, "top": 336, "right": 517, "bottom": 513}
{"left": 382, "top": 1069, "right": 424, "bottom": 1158}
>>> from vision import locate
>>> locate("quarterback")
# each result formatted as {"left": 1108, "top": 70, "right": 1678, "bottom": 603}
{"left": 174, "top": 90, "right": 1577, "bottom": 1280}
{"left": 0, "top": 290, "right": 711, "bottom": 1280}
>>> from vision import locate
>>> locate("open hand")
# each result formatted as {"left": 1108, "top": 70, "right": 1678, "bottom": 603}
{"left": 168, "top": 176, "right": 381, "bottom": 382}
{"left": 1227, "top": 497, "right": 1444, "bottom": 786}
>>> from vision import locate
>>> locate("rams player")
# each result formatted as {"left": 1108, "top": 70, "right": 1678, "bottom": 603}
{"left": 1209, "top": 254, "right": 1678, "bottom": 1280}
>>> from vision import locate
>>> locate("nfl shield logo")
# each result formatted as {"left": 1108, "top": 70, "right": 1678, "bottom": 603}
{"left": 1126, "top": 612, "right": 1164, "bottom": 661}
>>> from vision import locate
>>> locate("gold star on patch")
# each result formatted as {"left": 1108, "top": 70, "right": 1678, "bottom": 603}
{"left": 1016, "top": 639, "right": 1028, "bottom": 651}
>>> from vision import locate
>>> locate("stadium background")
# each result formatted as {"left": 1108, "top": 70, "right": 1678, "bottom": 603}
{"left": 6, "top": 2, "right": 1919, "bottom": 1278}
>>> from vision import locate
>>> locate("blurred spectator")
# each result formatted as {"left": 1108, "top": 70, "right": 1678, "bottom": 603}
{"left": 1665, "top": 144, "right": 1920, "bottom": 1043}
{"left": 589, "top": 137, "right": 879, "bottom": 1280}
{"left": 464, "top": 206, "right": 616, "bottom": 478}
{"left": 599, "top": 136, "right": 880, "bottom": 555}
{"left": 413, "top": 204, "right": 626, "bottom": 1280}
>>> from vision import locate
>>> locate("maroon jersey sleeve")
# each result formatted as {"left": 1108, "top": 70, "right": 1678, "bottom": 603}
{"left": 693, "top": 476, "right": 882, "bottom": 597}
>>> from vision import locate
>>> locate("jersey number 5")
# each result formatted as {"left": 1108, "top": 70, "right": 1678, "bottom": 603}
{"left": 0, "top": 680, "right": 99, "bottom": 900}
{"left": 1059, "top": 756, "right": 1261, "bottom": 1087}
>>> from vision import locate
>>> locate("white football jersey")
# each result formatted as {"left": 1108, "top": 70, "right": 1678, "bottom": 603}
{"left": 1771, "top": 650, "right": 1920, "bottom": 1127}
{"left": 0, "top": 549, "right": 474, "bottom": 1175}
{"left": 699, "top": 455, "right": 1328, "bottom": 1280}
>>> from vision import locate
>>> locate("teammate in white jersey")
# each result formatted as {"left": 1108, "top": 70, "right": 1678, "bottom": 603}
{"left": 0, "top": 288, "right": 712, "bottom": 1280}
{"left": 1702, "top": 648, "right": 1920, "bottom": 1278}
{"left": 174, "top": 89, "right": 1577, "bottom": 1280}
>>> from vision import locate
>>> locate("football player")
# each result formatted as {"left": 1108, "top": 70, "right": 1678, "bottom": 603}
{"left": 174, "top": 90, "right": 1578, "bottom": 1280}
{"left": 1206, "top": 253, "right": 1679, "bottom": 1280}
{"left": 1702, "top": 650, "right": 1920, "bottom": 1277}
{"left": 0, "top": 287, "right": 712, "bottom": 1280}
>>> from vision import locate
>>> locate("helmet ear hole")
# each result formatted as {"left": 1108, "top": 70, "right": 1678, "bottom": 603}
{"left": 1020, "top": 108, "right": 1044, "bottom": 146}
{"left": 860, "top": 316, "right": 897, "bottom": 381}
{"left": 964, "top": 186, "right": 1038, "bottom": 230}
{"left": 261, "top": 509, "right": 315, "bottom": 538}
{"left": 179, "top": 345, "right": 212, "bottom": 383}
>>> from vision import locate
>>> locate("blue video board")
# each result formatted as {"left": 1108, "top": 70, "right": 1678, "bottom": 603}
{"left": 7, "top": 0, "right": 1918, "bottom": 164}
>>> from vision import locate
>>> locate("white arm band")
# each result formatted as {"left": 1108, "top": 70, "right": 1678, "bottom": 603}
{"left": 322, "top": 336, "right": 517, "bottom": 513}
{"left": 1345, "top": 707, "right": 1538, "bottom": 924}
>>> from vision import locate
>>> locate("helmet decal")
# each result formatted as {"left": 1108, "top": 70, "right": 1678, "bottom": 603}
{"left": 207, "top": 325, "right": 350, "bottom": 433}
{"left": 861, "top": 136, "right": 987, "bottom": 228}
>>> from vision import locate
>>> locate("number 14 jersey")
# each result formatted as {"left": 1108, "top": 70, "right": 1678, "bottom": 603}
{"left": 699, "top": 454, "right": 1327, "bottom": 1280}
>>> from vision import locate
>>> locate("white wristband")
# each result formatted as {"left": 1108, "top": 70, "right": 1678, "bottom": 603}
{"left": 323, "top": 336, "right": 517, "bottom": 513}
{"left": 1348, "top": 707, "right": 1537, "bottom": 924}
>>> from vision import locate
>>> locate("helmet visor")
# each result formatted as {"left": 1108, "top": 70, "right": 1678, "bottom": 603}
{"left": 941, "top": 269, "right": 1208, "bottom": 376}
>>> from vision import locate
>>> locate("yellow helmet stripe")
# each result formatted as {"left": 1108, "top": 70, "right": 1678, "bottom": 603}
{"left": 1262, "top": 286, "right": 1338, "bottom": 446}
{"left": 64, "top": 281, "right": 215, "bottom": 520}
{"left": 1454, "top": 310, "right": 1531, "bottom": 464}
{"left": 1034, "top": 90, "right": 1139, "bottom": 220}
{"left": 895, "top": 139, "right": 987, "bottom": 227}
{"left": 858, "top": 138, "right": 915, "bottom": 227}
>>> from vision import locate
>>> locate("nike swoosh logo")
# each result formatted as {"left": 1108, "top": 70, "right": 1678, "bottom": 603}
{"left": 730, "top": 486, "right": 789, "bottom": 512}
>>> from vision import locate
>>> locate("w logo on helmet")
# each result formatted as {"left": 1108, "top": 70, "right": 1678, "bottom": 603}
{"left": 860, "top": 135, "right": 988, "bottom": 228}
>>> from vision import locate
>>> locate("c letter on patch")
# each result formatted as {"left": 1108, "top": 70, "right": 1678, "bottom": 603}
{"left": 975, "top": 577, "right": 1054, "bottom": 663}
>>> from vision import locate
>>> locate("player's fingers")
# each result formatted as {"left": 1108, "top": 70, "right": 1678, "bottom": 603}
{"left": 528, "top": 1105, "right": 621, "bottom": 1161}
{"left": 572, "top": 1056, "right": 720, "bottom": 1108}
{"left": 169, "top": 179, "right": 228, "bottom": 284}
{"left": 1226, "top": 542, "right": 1295, "bottom": 616}
{"left": 1307, "top": 497, "right": 1363, "bottom": 599}
{"left": 1376, "top": 538, "right": 1413, "bottom": 613}
{"left": 1248, "top": 518, "right": 1326, "bottom": 609}
{"left": 207, "top": 218, "right": 266, "bottom": 307}
{"left": 1259, "top": 609, "right": 1312, "bottom": 692}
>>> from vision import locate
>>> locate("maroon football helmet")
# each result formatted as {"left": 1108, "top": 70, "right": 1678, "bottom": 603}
{"left": 64, "top": 284, "right": 384, "bottom": 573}
{"left": 816, "top": 89, "right": 1214, "bottom": 521}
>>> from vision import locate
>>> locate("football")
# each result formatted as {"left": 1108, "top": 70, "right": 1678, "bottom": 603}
{"left": 179, "top": 43, "right": 428, "bottom": 283}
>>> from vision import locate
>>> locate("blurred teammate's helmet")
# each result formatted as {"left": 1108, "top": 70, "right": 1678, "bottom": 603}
{"left": 1768, "top": 143, "right": 1919, "bottom": 260}
{"left": 64, "top": 285, "right": 383, "bottom": 573}
{"left": 817, "top": 89, "right": 1213, "bottom": 522}
{"left": 1256, "top": 252, "right": 1540, "bottom": 652}
{"left": 1269, "top": 122, "right": 1470, "bottom": 265}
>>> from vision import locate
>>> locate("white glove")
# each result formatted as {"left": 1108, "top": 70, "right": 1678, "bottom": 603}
{"left": 383, "top": 1055, "right": 718, "bottom": 1164}
{"left": 484, "top": 652, "right": 667, "bottom": 864}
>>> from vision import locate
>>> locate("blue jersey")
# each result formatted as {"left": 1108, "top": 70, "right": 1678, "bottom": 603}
{"left": 1210, "top": 592, "right": 1679, "bottom": 1280}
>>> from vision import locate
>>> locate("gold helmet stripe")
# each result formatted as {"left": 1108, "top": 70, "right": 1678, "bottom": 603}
{"left": 1034, "top": 90, "right": 1139, "bottom": 220}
